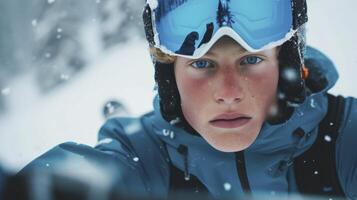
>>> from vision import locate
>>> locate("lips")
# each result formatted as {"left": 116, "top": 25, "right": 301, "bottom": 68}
{"left": 209, "top": 113, "right": 252, "bottom": 129}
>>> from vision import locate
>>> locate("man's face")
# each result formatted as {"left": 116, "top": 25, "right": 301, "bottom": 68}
{"left": 174, "top": 37, "right": 280, "bottom": 152}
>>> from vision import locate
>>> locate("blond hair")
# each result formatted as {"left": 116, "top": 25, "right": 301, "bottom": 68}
{"left": 150, "top": 47, "right": 176, "bottom": 64}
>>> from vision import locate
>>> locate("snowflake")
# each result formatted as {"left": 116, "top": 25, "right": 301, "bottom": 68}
{"left": 1, "top": 88, "right": 11, "bottom": 96}
{"left": 223, "top": 182, "right": 231, "bottom": 191}
{"left": 282, "top": 68, "right": 299, "bottom": 82}
{"left": 324, "top": 135, "right": 332, "bottom": 142}
{"left": 31, "top": 19, "right": 38, "bottom": 27}
{"left": 310, "top": 98, "right": 316, "bottom": 108}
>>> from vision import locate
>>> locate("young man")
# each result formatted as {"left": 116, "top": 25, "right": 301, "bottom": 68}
{"left": 17, "top": 0, "right": 357, "bottom": 199}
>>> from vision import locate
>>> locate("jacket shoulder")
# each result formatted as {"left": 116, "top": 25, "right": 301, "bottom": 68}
{"left": 95, "top": 115, "right": 171, "bottom": 197}
{"left": 17, "top": 114, "right": 170, "bottom": 198}
{"left": 95, "top": 117, "right": 146, "bottom": 155}
{"left": 17, "top": 141, "right": 149, "bottom": 196}
{"left": 336, "top": 96, "right": 357, "bottom": 199}
{"left": 95, "top": 115, "right": 167, "bottom": 160}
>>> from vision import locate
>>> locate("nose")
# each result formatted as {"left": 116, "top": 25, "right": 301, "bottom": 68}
{"left": 213, "top": 68, "right": 245, "bottom": 105}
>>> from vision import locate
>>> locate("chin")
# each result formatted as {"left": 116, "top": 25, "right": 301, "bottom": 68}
{"left": 212, "top": 142, "right": 252, "bottom": 153}
{"left": 202, "top": 129, "right": 259, "bottom": 153}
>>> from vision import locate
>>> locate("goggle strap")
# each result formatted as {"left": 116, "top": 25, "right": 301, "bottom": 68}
{"left": 292, "top": 0, "right": 308, "bottom": 29}
{"left": 143, "top": 4, "right": 156, "bottom": 47}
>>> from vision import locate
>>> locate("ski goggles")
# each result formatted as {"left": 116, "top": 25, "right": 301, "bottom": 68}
{"left": 143, "top": 0, "right": 307, "bottom": 59}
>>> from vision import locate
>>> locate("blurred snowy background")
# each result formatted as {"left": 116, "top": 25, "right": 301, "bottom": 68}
{"left": 0, "top": 0, "right": 356, "bottom": 172}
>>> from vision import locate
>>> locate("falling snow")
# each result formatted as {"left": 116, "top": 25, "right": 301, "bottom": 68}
{"left": 169, "top": 117, "right": 180, "bottom": 125}
{"left": 124, "top": 121, "right": 142, "bottom": 135}
{"left": 0, "top": 0, "right": 351, "bottom": 186}
{"left": 60, "top": 74, "right": 70, "bottom": 81}
{"left": 282, "top": 68, "right": 299, "bottom": 81}
{"left": 31, "top": 19, "right": 38, "bottom": 27}
{"left": 310, "top": 98, "right": 316, "bottom": 108}
{"left": 133, "top": 157, "right": 139, "bottom": 162}
{"left": 1, "top": 88, "right": 11, "bottom": 96}
{"left": 223, "top": 182, "right": 231, "bottom": 191}
{"left": 297, "top": 110, "right": 304, "bottom": 117}
{"left": 324, "top": 135, "right": 332, "bottom": 142}
{"left": 268, "top": 104, "right": 279, "bottom": 117}
{"left": 278, "top": 92, "right": 286, "bottom": 100}
{"left": 323, "top": 186, "right": 333, "bottom": 192}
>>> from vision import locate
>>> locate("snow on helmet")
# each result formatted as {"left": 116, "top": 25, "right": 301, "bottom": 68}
{"left": 142, "top": 0, "right": 309, "bottom": 130}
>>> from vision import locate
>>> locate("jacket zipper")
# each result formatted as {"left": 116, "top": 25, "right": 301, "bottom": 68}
{"left": 235, "top": 151, "right": 252, "bottom": 196}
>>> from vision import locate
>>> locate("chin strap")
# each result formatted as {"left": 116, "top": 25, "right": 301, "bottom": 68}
{"left": 292, "top": 0, "right": 308, "bottom": 29}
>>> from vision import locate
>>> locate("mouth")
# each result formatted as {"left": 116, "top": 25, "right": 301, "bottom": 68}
{"left": 209, "top": 113, "right": 252, "bottom": 129}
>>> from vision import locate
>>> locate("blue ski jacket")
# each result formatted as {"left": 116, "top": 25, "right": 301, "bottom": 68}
{"left": 18, "top": 47, "right": 357, "bottom": 199}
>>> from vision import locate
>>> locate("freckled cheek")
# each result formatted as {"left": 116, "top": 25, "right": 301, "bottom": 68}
{"left": 178, "top": 77, "right": 210, "bottom": 107}
{"left": 249, "top": 75, "right": 278, "bottom": 96}
{"left": 177, "top": 76, "right": 212, "bottom": 126}
{"left": 245, "top": 65, "right": 279, "bottom": 109}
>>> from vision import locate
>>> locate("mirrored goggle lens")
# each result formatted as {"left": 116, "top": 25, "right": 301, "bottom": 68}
{"left": 154, "top": 0, "right": 293, "bottom": 57}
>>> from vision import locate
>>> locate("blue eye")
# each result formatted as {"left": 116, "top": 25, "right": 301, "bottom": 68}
{"left": 241, "top": 56, "right": 263, "bottom": 65}
{"left": 191, "top": 60, "right": 211, "bottom": 69}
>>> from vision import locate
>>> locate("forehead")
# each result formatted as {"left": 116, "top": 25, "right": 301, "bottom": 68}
{"left": 206, "top": 36, "right": 247, "bottom": 56}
